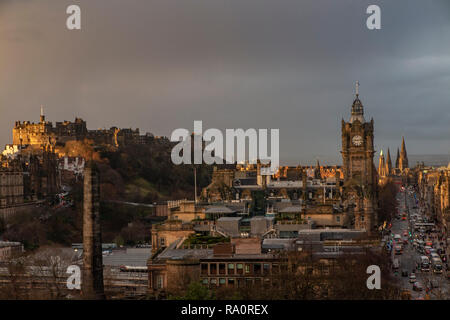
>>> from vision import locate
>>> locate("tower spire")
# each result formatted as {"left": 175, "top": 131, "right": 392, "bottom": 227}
{"left": 350, "top": 81, "right": 365, "bottom": 123}
{"left": 399, "top": 136, "right": 409, "bottom": 171}
{"left": 401, "top": 136, "right": 407, "bottom": 156}
{"left": 385, "top": 148, "right": 392, "bottom": 175}
{"left": 395, "top": 147, "right": 400, "bottom": 169}
{"left": 378, "top": 149, "right": 385, "bottom": 177}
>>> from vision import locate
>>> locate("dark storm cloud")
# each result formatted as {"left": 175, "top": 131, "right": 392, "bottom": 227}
{"left": 0, "top": 0, "right": 449, "bottom": 164}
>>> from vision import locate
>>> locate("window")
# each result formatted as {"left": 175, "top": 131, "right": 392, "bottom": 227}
{"left": 245, "top": 264, "right": 251, "bottom": 274}
{"left": 272, "top": 264, "right": 279, "bottom": 274}
{"left": 228, "top": 263, "right": 235, "bottom": 275}
{"left": 237, "top": 263, "right": 243, "bottom": 275}
{"left": 336, "top": 216, "right": 341, "bottom": 222}
{"left": 361, "top": 215, "right": 365, "bottom": 222}
{"left": 263, "top": 263, "right": 270, "bottom": 274}
{"left": 227, "top": 278, "right": 235, "bottom": 287}
{"left": 159, "top": 238, "right": 166, "bottom": 247}
{"left": 254, "top": 263, "right": 261, "bottom": 275}
{"left": 156, "top": 275, "right": 164, "bottom": 289}
{"left": 210, "top": 263, "right": 217, "bottom": 275}
{"left": 219, "top": 278, "right": 226, "bottom": 286}
{"left": 219, "top": 263, "right": 226, "bottom": 275}
{"left": 201, "top": 263, "right": 208, "bottom": 275}
{"left": 202, "top": 278, "right": 209, "bottom": 285}
{"left": 210, "top": 278, "right": 217, "bottom": 286}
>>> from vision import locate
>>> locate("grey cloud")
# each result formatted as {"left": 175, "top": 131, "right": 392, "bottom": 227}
{"left": 0, "top": 0, "right": 449, "bottom": 164}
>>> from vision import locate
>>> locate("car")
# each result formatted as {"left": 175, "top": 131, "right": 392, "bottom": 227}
{"left": 428, "top": 279, "right": 439, "bottom": 289}
{"left": 413, "top": 281, "right": 423, "bottom": 291}
{"left": 401, "top": 270, "right": 408, "bottom": 277}
{"left": 431, "top": 253, "right": 440, "bottom": 260}
{"left": 409, "top": 273, "right": 416, "bottom": 283}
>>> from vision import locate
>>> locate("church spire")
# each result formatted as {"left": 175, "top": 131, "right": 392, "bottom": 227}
{"left": 399, "top": 136, "right": 409, "bottom": 171}
{"left": 385, "top": 148, "right": 392, "bottom": 175}
{"left": 401, "top": 136, "right": 407, "bottom": 157}
{"left": 395, "top": 148, "right": 400, "bottom": 169}
{"left": 314, "top": 158, "right": 321, "bottom": 179}
{"left": 378, "top": 150, "right": 385, "bottom": 177}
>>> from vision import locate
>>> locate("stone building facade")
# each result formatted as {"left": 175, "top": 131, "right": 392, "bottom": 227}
{"left": 418, "top": 165, "right": 450, "bottom": 237}
{"left": 0, "top": 159, "right": 24, "bottom": 207}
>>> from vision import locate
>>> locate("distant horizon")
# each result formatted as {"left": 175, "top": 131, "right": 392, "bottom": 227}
{"left": 4, "top": 111, "right": 450, "bottom": 168}
{"left": 282, "top": 154, "right": 450, "bottom": 167}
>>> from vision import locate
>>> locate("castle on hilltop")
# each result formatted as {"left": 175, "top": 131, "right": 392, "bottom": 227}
{"left": 12, "top": 108, "right": 154, "bottom": 148}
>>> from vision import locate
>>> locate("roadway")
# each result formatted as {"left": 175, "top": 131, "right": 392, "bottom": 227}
{"left": 390, "top": 186, "right": 449, "bottom": 299}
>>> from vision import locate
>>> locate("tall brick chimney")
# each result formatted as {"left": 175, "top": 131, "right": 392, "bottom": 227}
{"left": 82, "top": 160, "right": 105, "bottom": 299}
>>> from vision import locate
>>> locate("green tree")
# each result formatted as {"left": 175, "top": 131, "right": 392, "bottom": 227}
{"left": 183, "top": 281, "right": 214, "bottom": 300}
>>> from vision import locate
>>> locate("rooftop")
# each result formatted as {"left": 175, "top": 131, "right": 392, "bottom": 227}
{"left": 102, "top": 248, "right": 151, "bottom": 267}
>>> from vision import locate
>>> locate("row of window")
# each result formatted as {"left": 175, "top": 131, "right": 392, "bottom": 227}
{"left": 201, "top": 277, "right": 269, "bottom": 287}
{"left": 201, "top": 262, "right": 281, "bottom": 276}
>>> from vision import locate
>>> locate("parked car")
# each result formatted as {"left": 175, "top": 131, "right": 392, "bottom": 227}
{"left": 409, "top": 273, "right": 416, "bottom": 283}
{"left": 413, "top": 281, "right": 423, "bottom": 291}
{"left": 427, "top": 279, "right": 439, "bottom": 289}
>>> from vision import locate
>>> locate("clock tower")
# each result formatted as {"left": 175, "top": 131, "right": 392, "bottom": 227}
{"left": 341, "top": 82, "right": 378, "bottom": 232}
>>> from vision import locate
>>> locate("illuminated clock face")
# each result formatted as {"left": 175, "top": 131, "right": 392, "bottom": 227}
{"left": 352, "top": 135, "right": 363, "bottom": 146}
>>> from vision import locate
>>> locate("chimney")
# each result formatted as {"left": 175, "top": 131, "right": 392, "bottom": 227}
{"left": 82, "top": 161, "right": 105, "bottom": 299}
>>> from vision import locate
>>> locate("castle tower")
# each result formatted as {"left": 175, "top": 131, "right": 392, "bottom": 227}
{"left": 82, "top": 161, "right": 105, "bottom": 300}
{"left": 40, "top": 106, "right": 45, "bottom": 123}
{"left": 385, "top": 148, "right": 392, "bottom": 176}
{"left": 378, "top": 150, "right": 385, "bottom": 177}
{"left": 341, "top": 82, "right": 377, "bottom": 232}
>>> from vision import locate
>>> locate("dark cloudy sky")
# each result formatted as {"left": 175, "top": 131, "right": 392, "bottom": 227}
{"left": 1, "top": 0, "right": 449, "bottom": 165}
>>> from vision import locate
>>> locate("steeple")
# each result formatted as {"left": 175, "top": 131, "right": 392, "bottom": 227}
{"left": 395, "top": 148, "right": 400, "bottom": 169}
{"left": 401, "top": 136, "right": 407, "bottom": 157}
{"left": 399, "top": 136, "right": 409, "bottom": 171}
{"left": 378, "top": 150, "right": 385, "bottom": 177}
{"left": 314, "top": 159, "right": 321, "bottom": 179}
{"left": 350, "top": 81, "right": 365, "bottom": 123}
{"left": 385, "top": 148, "right": 392, "bottom": 175}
